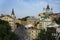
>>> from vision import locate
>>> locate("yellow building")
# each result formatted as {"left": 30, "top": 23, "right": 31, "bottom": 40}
{"left": 16, "top": 19, "right": 27, "bottom": 25}
{"left": 16, "top": 19, "right": 21, "bottom": 24}
{"left": 38, "top": 13, "right": 45, "bottom": 17}
{"left": 27, "top": 17, "right": 36, "bottom": 25}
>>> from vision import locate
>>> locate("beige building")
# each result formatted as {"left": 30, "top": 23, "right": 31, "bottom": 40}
{"left": 36, "top": 23, "right": 42, "bottom": 29}
{"left": 27, "top": 19, "right": 35, "bottom": 25}
{"left": 25, "top": 23, "right": 40, "bottom": 40}
{"left": 26, "top": 27, "right": 40, "bottom": 40}
{"left": 0, "top": 9, "right": 16, "bottom": 32}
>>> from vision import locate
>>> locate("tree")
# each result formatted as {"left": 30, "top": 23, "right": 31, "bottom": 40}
{"left": 0, "top": 19, "right": 19, "bottom": 40}
{"left": 54, "top": 17, "right": 60, "bottom": 24}
{"left": 35, "top": 29, "right": 55, "bottom": 40}
{"left": 22, "top": 16, "right": 30, "bottom": 21}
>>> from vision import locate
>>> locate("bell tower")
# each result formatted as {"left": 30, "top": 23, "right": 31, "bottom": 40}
{"left": 45, "top": 4, "right": 53, "bottom": 17}
{"left": 46, "top": 4, "right": 50, "bottom": 13}
{"left": 11, "top": 9, "right": 16, "bottom": 32}
{"left": 11, "top": 9, "right": 16, "bottom": 19}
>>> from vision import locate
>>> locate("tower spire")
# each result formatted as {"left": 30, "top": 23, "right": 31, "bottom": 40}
{"left": 46, "top": 4, "right": 50, "bottom": 9}
{"left": 11, "top": 9, "right": 15, "bottom": 15}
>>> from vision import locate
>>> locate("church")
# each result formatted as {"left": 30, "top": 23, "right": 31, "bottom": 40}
{"left": 0, "top": 9, "right": 16, "bottom": 32}
{"left": 37, "top": 4, "right": 59, "bottom": 30}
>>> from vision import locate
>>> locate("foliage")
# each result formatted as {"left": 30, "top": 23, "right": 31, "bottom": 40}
{"left": 54, "top": 17, "right": 60, "bottom": 24}
{"left": 22, "top": 16, "right": 30, "bottom": 21}
{"left": 18, "top": 16, "right": 30, "bottom": 21}
{"left": 0, "top": 19, "right": 19, "bottom": 40}
{"left": 35, "top": 29, "right": 55, "bottom": 40}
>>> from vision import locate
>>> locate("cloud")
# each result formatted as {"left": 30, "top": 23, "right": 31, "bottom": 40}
{"left": 15, "top": 0, "right": 60, "bottom": 18}
{"left": 15, "top": 1, "right": 48, "bottom": 18}
{"left": 0, "top": 0, "right": 60, "bottom": 18}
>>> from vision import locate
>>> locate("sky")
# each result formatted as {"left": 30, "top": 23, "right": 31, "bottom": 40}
{"left": 0, "top": 0, "right": 60, "bottom": 18}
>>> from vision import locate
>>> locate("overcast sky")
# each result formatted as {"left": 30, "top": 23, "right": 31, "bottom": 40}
{"left": 0, "top": 0, "right": 60, "bottom": 18}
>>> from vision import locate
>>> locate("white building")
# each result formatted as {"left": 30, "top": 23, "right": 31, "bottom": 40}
{"left": 40, "top": 17, "right": 52, "bottom": 29}
{"left": 38, "top": 4, "right": 59, "bottom": 30}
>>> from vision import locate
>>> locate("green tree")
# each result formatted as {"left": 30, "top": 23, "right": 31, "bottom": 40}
{"left": 35, "top": 29, "right": 55, "bottom": 40}
{"left": 0, "top": 19, "right": 19, "bottom": 40}
{"left": 22, "top": 16, "right": 30, "bottom": 21}
{"left": 54, "top": 17, "right": 60, "bottom": 24}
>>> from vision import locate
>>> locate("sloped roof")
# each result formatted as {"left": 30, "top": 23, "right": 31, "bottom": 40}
{"left": 0, "top": 15, "right": 13, "bottom": 19}
{"left": 25, "top": 24, "right": 34, "bottom": 28}
{"left": 47, "top": 22, "right": 59, "bottom": 28}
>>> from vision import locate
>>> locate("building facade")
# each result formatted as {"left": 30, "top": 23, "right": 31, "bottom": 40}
{"left": 0, "top": 9, "right": 16, "bottom": 32}
{"left": 25, "top": 27, "right": 40, "bottom": 40}
{"left": 16, "top": 19, "right": 27, "bottom": 25}
{"left": 38, "top": 4, "right": 59, "bottom": 30}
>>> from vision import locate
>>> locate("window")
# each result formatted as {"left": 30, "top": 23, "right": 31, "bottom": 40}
{"left": 32, "top": 31, "right": 33, "bottom": 33}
